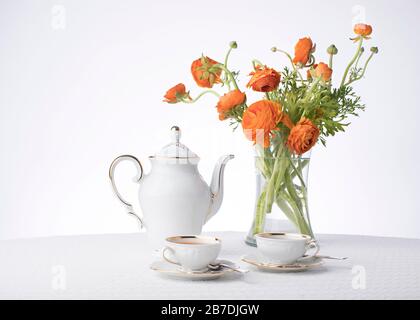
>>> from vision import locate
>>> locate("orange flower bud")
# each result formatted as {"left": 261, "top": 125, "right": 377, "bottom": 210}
{"left": 353, "top": 23, "right": 373, "bottom": 37}
{"left": 247, "top": 66, "right": 280, "bottom": 92}
{"left": 314, "top": 62, "right": 332, "bottom": 81}
{"left": 242, "top": 100, "right": 282, "bottom": 148}
{"left": 287, "top": 117, "right": 320, "bottom": 155}
{"left": 216, "top": 90, "right": 246, "bottom": 120}
{"left": 292, "top": 37, "right": 314, "bottom": 66}
{"left": 191, "top": 56, "right": 222, "bottom": 88}
{"left": 307, "top": 64, "right": 318, "bottom": 80}
{"left": 163, "top": 83, "right": 188, "bottom": 103}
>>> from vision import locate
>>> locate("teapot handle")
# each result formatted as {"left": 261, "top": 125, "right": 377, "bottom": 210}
{"left": 109, "top": 155, "right": 145, "bottom": 229}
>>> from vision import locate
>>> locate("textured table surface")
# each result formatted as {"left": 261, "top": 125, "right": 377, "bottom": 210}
{"left": 0, "top": 232, "right": 419, "bottom": 299}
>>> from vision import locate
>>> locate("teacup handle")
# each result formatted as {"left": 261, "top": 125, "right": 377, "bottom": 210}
{"left": 305, "top": 240, "right": 320, "bottom": 258}
{"left": 162, "top": 247, "right": 180, "bottom": 266}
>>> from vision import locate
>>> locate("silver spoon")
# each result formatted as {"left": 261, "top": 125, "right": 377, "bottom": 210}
{"left": 208, "top": 263, "right": 249, "bottom": 274}
{"left": 302, "top": 254, "right": 348, "bottom": 260}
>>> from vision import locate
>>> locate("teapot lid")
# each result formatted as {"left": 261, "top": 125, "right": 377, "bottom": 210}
{"left": 154, "top": 126, "right": 199, "bottom": 161}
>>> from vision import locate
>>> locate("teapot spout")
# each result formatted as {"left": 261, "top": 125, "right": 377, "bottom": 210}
{"left": 206, "top": 154, "right": 234, "bottom": 222}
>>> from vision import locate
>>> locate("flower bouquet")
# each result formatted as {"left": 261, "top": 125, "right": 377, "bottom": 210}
{"left": 164, "top": 24, "right": 378, "bottom": 243}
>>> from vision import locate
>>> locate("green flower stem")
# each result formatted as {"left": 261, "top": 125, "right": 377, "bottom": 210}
{"left": 288, "top": 158, "right": 306, "bottom": 189}
{"left": 269, "top": 157, "right": 289, "bottom": 206}
{"left": 254, "top": 189, "right": 267, "bottom": 234}
{"left": 340, "top": 38, "right": 364, "bottom": 87}
{"left": 224, "top": 47, "right": 234, "bottom": 71}
{"left": 302, "top": 196, "right": 313, "bottom": 237}
{"left": 253, "top": 149, "right": 274, "bottom": 234}
{"left": 223, "top": 47, "right": 234, "bottom": 90}
{"left": 344, "top": 51, "right": 375, "bottom": 86}
{"left": 264, "top": 148, "right": 288, "bottom": 213}
{"left": 273, "top": 49, "right": 304, "bottom": 82}
{"left": 285, "top": 168, "right": 303, "bottom": 212}
{"left": 281, "top": 189, "right": 311, "bottom": 236}
{"left": 354, "top": 49, "right": 364, "bottom": 70}
{"left": 289, "top": 162, "right": 313, "bottom": 237}
{"left": 253, "top": 150, "right": 313, "bottom": 237}
{"left": 275, "top": 193, "right": 298, "bottom": 226}
{"left": 302, "top": 78, "right": 321, "bottom": 103}
{"left": 182, "top": 90, "right": 220, "bottom": 103}
{"left": 216, "top": 64, "right": 239, "bottom": 90}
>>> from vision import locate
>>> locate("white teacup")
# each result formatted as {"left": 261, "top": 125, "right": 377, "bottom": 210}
{"left": 162, "top": 235, "right": 221, "bottom": 272}
{"left": 255, "top": 232, "right": 319, "bottom": 265}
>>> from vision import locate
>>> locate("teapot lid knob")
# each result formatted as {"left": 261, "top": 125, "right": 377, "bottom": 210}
{"left": 171, "top": 126, "right": 181, "bottom": 144}
{"left": 154, "top": 125, "right": 198, "bottom": 161}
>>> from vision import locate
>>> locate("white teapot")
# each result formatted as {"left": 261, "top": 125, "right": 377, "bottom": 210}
{"left": 109, "top": 126, "right": 234, "bottom": 246}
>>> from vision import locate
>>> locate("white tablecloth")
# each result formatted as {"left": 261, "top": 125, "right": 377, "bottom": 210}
{"left": 0, "top": 232, "right": 419, "bottom": 299}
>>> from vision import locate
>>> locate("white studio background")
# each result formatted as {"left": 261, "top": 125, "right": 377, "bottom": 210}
{"left": 0, "top": 0, "right": 419, "bottom": 240}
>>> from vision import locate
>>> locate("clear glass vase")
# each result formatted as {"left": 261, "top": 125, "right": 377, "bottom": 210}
{"left": 245, "top": 146, "right": 314, "bottom": 247}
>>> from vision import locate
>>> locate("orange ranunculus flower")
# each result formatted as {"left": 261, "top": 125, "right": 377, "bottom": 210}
{"left": 191, "top": 56, "right": 222, "bottom": 88}
{"left": 292, "top": 37, "right": 314, "bottom": 66}
{"left": 314, "top": 62, "right": 332, "bottom": 81}
{"left": 247, "top": 66, "right": 280, "bottom": 92}
{"left": 163, "top": 83, "right": 189, "bottom": 103}
{"left": 242, "top": 100, "right": 282, "bottom": 148}
{"left": 216, "top": 90, "right": 246, "bottom": 120}
{"left": 287, "top": 117, "right": 320, "bottom": 155}
{"left": 354, "top": 23, "right": 373, "bottom": 37}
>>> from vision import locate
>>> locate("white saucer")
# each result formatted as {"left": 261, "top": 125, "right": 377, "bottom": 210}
{"left": 150, "top": 260, "right": 234, "bottom": 280}
{"left": 241, "top": 254, "right": 323, "bottom": 272}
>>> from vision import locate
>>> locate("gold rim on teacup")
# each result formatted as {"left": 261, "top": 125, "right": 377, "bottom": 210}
{"left": 165, "top": 235, "right": 222, "bottom": 246}
{"left": 255, "top": 232, "right": 311, "bottom": 241}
